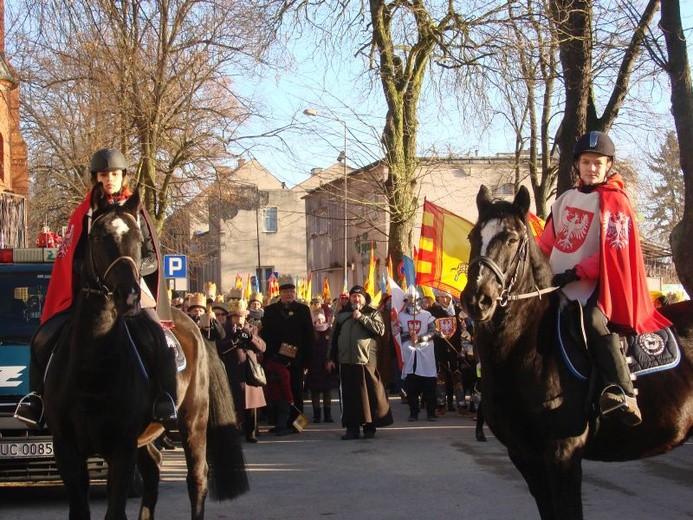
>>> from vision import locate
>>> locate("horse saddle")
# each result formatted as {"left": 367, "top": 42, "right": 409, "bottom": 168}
{"left": 557, "top": 294, "right": 681, "bottom": 382}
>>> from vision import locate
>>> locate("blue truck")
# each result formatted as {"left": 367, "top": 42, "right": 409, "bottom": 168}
{"left": 0, "top": 247, "right": 109, "bottom": 482}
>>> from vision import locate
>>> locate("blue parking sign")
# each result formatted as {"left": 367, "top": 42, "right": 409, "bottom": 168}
{"left": 164, "top": 255, "right": 187, "bottom": 278}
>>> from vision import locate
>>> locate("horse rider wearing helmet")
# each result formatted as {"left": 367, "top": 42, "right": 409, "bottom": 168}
{"left": 15, "top": 148, "right": 178, "bottom": 427}
{"left": 538, "top": 131, "right": 671, "bottom": 426}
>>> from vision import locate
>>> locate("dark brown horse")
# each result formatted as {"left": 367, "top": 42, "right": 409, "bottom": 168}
{"left": 43, "top": 188, "right": 248, "bottom": 519}
{"left": 461, "top": 185, "right": 693, "bottom": 520}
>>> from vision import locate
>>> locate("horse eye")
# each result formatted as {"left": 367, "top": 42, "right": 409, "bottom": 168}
{"left": 508, "top": 236, "right": 519, "bottom": 245}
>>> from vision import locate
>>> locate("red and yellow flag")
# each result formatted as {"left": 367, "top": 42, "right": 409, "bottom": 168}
{"left": 244, "top": 273, "right": 253, "bottom": 300}
{"left": 234, "top": 273, "right": 243, "bottom": 290}
{"left": 528, "top": 212, "right": 545, "bottom": 239}
{"left": 322, "top": 275, "right": 331, "bottom": 303}
{"left": 363, "top": 242, "right": 377, "bottom": 297}
{"left": 416, "top": 199, "right": 475, "bottom": 295}
{"left": 267, "top": 274, "right": 279, "bottom": 300}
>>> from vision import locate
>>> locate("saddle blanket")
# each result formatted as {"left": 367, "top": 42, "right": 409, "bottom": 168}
{"left": 557, "top": 300, "right": 681, "bottom": 381}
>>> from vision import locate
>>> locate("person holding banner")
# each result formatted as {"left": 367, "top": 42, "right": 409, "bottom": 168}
{"left": 428, "top": 290, "right": 463, "bottom": 414}
{"left": 398, "top": 287, "right": 438, "bottom": 421}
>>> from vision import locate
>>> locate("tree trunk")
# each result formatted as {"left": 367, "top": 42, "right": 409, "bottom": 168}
{"left": 660, "top": 0, "right": 693, "bottom": 295}
{"left": 549, "top": 0, "right": 592, "bottom": 196}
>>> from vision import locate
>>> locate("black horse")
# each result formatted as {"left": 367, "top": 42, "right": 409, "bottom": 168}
{"left": 461, "top": 185, "right": 693, "bottom": 520}
{"left": 43, "top": 187, "right": 248, "bottom": 519}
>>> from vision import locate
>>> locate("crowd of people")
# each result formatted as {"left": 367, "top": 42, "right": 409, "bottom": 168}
{"left": 169, "top": 276, "right": 485, "bottom": 443}
{"left": 16, "top": 131, "right": 675, "bottom": 440}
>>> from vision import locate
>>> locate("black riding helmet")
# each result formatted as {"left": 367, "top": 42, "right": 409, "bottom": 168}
{"left": 573, "top": 131, "right": 615, "bottom": 160}
{"left": 90, "top": 148, "right": 128, "bottom": 177}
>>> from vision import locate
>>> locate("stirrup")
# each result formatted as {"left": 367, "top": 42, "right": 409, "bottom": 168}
{"left": 599, "top": 385, "right": 642, "bottom": 426}
{"left": 14, "top": 392, "right": 45, "bottom": 427}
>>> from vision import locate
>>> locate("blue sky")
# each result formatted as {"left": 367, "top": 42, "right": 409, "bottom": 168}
{"left": 235, "top": 4, "right": 693, "bottom": 188}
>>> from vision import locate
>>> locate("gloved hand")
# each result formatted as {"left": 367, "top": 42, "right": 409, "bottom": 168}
{"left": 552, "top": 267, "right": 580, "bottom": 288}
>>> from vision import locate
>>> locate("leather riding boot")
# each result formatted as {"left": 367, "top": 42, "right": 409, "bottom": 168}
{"left": 591, "top": 333, "right": 642, "bottom": 426}
{"left": 14, "top": 311, "right": 70, "bottom": 428}
{"left": 147, "top": 311, "right": 178, "bottom": 423}
{"left": 313, "top": 406, "right": 321, "bottom": 423}
{"left": 323, "top": 406, "right": 334, "bottom": 423}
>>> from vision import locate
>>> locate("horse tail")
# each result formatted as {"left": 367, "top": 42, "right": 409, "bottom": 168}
{"left": 204, "top": 341, "right": 250, "bottom": 500}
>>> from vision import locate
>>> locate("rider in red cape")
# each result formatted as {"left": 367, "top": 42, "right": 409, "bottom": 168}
{"left": 15, "top": 148, "right": 177, "bottom": 427}
{"left": 539, "top": 131, "right": 670, "bottom": 427}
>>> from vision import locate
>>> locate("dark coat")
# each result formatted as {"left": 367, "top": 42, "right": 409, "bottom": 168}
{"left": 260, "top": 300, "right": 315, "bottom": 368}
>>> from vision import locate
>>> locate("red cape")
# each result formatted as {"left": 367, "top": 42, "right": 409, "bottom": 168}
{"left": 596, "top": 175, "right": 671, "bottom": 334}
{"left": 41, "top": 187, "right": 172, "bottom": 327}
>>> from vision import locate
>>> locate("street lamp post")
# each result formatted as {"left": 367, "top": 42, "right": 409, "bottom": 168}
{"left": 303, "top": 108, "right": 349, "bottom": 291}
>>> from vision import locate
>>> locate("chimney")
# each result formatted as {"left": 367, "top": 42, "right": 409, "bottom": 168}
{"left": 237, "top": 158, "right": 246, "bottom": 168}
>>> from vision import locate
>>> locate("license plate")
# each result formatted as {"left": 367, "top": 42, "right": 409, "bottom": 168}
{"left": 0, "top": 439, "right": 54, "bottom": 459}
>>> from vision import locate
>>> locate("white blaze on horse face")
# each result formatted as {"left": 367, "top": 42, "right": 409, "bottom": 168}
{"left": 108, "top": 217, "right": 131, "bottom": 243}
{"left": 479, "top": 219, "right": 503, "bottom": 256}
{"left": 476, "top": 218, "right": 504, "bottom": 286}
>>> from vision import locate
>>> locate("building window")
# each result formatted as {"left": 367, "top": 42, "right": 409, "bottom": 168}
{"left": 494, "top": 183, "right": 514, "bottom": 196}
{"left": 263, "top": 207, "right": 277, "bottom": 233}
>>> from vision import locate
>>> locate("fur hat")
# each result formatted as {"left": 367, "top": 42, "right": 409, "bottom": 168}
{"left": 349, "top": 284, "right": 371, "bottom": 305}
{"left": 278, "top": 274, "right": 295, "bottom": 290}
{"left": 228, "top": 299, "right": 249, "bottom": 316}
{"left": 188, "top": 293, "right": 207, "bottom": 311}
{"left": 249, "top": 291, "right": 263, "bottom": 304}
{"left": 227, "top": 288, "right": 243, "bottom": 300}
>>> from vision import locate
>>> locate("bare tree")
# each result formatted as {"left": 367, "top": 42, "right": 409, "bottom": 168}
{"left": 9, "top": 0, "right": 276, "bottom": 234}
{"left": 657, "top": 0, "right": 693, "bottom": 295}
{"left": 549, "top": 0, "right": 660, "bottom": 195}
{"left": 274, "top": 0, "right": 512, "bottom": 281}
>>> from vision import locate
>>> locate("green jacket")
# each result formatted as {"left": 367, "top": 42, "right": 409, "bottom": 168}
{"left": 330, "top": 305, "right": 385, "bottom": 366}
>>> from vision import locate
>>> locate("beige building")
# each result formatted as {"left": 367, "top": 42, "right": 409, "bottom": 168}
{"left": 163, "top": 159, "right": 333, "bottom": 296}
{"left": 0, "top": 0, "right": 29, "bottom": 247}
{"left": 305, "top": 155, "right": 538, "bottom": 295}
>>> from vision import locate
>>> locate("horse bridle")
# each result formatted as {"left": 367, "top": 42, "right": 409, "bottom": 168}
{"left": 82, "top": 211, "right": 141, "bottom": 299}
{"left": 469, "top": 226, "right": 559, "bottom": 307}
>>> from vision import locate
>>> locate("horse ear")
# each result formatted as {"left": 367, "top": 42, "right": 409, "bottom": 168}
{"left": 514, "top": 186, "right": 531, "bottom": 216}
{"left": 90, "top": 183, "right": 108, "bottom": 212}
{"left": 476, "top": 185, "right": 493, "bottom": 214}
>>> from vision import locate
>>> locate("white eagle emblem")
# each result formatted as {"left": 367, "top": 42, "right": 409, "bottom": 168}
{"left": 603, "top": 211, "right": 630, "bottom": 249}
{"left": 555, "top": 207, "right": 592, "bottom": 253}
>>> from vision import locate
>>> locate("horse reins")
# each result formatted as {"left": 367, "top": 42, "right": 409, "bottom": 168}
{"left": 83, "top": 211, "right": 141, "bottom": 299}
{"left": 470, "top": 231, "right": 560, "bottom": 307}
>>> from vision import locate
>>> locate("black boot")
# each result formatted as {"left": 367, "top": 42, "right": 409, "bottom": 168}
{"left": 341, "top": 426, "right": 360, "bottom": 440}
{"left": 14, "top": 392, "right": 45, "bottom": 427}
{"left": 275, "top": 400, "right": 292, "bottom": 436}
{"left": 591, "top": 333, "right": 642, "bottom": 426}
{"left": 323, "top": 407, "right": 334, "bottom": 423}
{"left": 148, "top": 314, "right": 178, "bottom": 423}
{"left": 313, "top": 406, "right": 321, "bottom": 423}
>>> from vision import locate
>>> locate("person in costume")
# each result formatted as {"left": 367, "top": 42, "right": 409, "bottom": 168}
{"left": 217, "top": 298, "right": 266, "bottom": 443}
{"left": 539, "top": 131, "right": 671, "bottom": 426}
{"left": 327, "top": 285, "right": 393, "bottom": 440}
{"left": 15, "top": 148, "right": 178, "bottom": 427}
{"left": 398, "top": 287, "right": 438, "bottom": 422}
